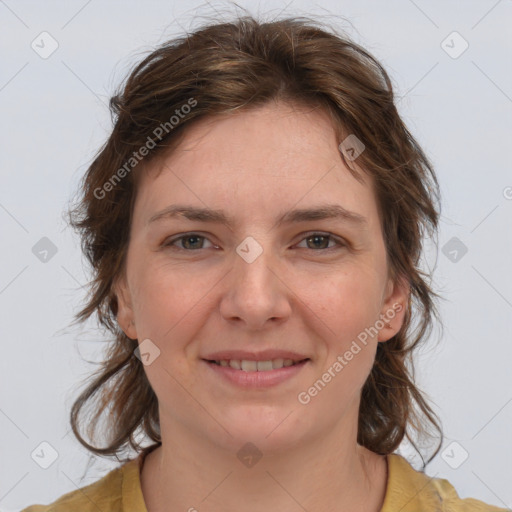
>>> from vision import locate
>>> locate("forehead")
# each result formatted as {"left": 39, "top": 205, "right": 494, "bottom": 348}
{"left": 145, "top": 101, "right": 364, "bottom": 177}
{"left": 133, "top": 101, "right": 379, "bottom": 229}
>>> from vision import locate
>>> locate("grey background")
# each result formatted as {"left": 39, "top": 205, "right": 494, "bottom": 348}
{"left": 1, "top": 0, "right": 511, "bottom": 509}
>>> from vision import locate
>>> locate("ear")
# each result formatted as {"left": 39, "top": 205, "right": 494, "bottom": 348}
{"left": 377, "top": 274, "right": 410, "bottom": 342}
{"left": 112, "top": 273, "right": 138, "bottom": 340}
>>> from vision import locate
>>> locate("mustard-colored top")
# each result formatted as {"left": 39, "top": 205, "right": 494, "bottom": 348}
{"left": 21, "top": 449, "right": 509, "bottom": 512}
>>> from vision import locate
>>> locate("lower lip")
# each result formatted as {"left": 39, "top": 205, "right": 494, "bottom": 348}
{"left": 203, "top": 359, "right": 309, "bottom": 388}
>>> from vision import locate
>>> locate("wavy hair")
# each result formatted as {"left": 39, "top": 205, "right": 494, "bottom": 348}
{"left": 68, "top": 13, "right": 443, "bottom": 468}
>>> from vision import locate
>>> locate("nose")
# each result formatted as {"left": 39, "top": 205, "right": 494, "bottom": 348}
{"left": 219, "top": 242, "right": 292, "bottom": 330}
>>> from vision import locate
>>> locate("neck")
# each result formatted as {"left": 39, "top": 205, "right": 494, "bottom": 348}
{"left": 141, "top": 411, "right": 388, "bottom": 512}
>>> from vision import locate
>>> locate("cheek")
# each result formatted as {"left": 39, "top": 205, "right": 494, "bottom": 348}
{"left": 127, "top": 262, "right": 212, "bottom": 391}
{"left": 128, "top": 258, "right": 224, "bottom": 342}
{"left": 307, "top": 266, "right": 383, "bottom": 388}
{"left": 312, "top": 267, "right": 383, "bottom": 335}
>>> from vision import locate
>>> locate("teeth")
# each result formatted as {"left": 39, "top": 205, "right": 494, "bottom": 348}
{"left": 241, "top": 360, "right": 257, "bottom": 371}
{"left": 214, "top": 358, "right": 305, "bottom": 371}
{"left": 257, "top": 360, "right": 273, "bottom": 371}
{"left": 272, "top": 358, "right": 284, "bottom": 369}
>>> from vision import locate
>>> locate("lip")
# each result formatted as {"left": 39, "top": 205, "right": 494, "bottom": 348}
{"left": 202, "top": 349, "right": 309, "bottom": 361}
{"left": 203, "top": 359, "right": 310, "bottom": 388}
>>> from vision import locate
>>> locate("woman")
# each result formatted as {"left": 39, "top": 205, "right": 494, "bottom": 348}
{"left": 22, "top": 15, "right": 508, "bottom": 512}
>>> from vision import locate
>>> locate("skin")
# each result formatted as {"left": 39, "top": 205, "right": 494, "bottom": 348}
{"left": 114, "top": 100, "right": 409, "bottom": 512}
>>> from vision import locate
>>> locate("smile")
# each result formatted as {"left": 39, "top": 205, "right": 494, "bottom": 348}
{"left": 203, "top": 358, "right": 310, "bottom": 388}
{"left": 209, "top": 358, "right": 308, "bottom": 371}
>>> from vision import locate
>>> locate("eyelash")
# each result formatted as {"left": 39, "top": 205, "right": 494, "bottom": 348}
{"left": 161, "top": 232, "right": 346, "bottom": 252}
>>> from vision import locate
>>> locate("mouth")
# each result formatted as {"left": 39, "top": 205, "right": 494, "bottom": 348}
{"left": 205, "top": 358, "right": 310, "bottom": 371}
{"left": 202, "top": 357, "right": 311, "bottom": 388}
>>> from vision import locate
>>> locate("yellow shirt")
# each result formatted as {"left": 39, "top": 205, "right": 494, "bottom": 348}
{"left": 21, "top": 450, "right": 509, "bottom": 512}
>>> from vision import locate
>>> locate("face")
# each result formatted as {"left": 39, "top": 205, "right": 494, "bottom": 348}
{"left": 115, "top": 101, "right": 408, "bottom": 454}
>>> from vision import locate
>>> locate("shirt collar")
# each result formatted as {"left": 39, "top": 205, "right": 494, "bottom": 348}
{"left": 380, "top": 453, "right": 444, "bottom": 512}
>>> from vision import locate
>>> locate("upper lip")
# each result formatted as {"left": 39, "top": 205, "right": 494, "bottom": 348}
{"left": 202, "top": 350, "right": 310, "bottom": 362}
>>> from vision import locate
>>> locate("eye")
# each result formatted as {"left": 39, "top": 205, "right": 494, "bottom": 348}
{"left": 162, "top": 233, "right": 216, "bottom": 251}
{"left": 161, "top": 232, "right": 346, "bottom": 252}
{"left": 295, "top": 232, "right": 345, "bottom": 251}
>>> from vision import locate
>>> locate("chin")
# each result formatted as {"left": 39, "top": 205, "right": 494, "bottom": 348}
{"left": 216, "top": 408, "right": 306, "bottom": 453}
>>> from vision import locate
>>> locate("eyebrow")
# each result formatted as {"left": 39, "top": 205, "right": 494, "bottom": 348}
{"left": 147, "top": 204, "right": 368, "bottom": 229}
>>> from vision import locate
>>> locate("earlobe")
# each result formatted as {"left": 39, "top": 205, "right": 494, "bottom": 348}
{"left": 113, "top": 275, "right": 138, "bottom": 340}
{"left": 377, "top": 275, "right": 410, "bottom": 343}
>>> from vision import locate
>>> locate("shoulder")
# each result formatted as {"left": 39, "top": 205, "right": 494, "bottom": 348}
{"left": 20, "top": 458, "right": 141, "bottom": 512}
{"left": 383, "top": 453, "right": 510, "bottom": 512}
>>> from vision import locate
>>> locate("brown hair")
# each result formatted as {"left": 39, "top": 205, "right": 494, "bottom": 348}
{"left": 68, "top": 14, "right": 443, "bottom": 468}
